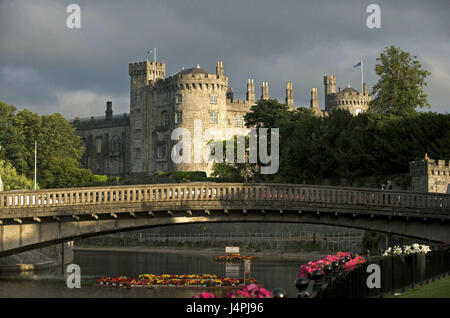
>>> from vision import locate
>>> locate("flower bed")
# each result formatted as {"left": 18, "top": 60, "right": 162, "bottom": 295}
{"left": 96, "top": 274, "right": 260, "bottom": 288}
{"left": 297, "top": 251, "right": 366, "bottom": 279}
{"left": 383, "top": 243, "right": 431, "bottom": 256}
{"left": 215, "top": 254, "right": 255, "bottom": 263}
{"left": 194, "top": 283, "right": 273, "bottom": 298}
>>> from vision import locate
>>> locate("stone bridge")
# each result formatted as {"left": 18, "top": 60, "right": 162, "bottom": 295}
{"left": 0, "top": 183, "right": 449, "bottom": 257}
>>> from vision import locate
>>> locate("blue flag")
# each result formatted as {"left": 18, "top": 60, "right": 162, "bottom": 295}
{"left": 354, "top": 61, "right": 361, "bottom": 68}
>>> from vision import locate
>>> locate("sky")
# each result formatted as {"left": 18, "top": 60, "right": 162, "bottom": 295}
{"left": 0, "top": 0, "right": 449, "bottom": 119}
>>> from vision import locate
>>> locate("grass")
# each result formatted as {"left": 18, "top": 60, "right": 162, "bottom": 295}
{"left": 390, "top": 275, "right": 450, "bottom": 298}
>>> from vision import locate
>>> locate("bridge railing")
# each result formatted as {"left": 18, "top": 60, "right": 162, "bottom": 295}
{"left": 0, "top": 184, "right": 449, "bottom": 210}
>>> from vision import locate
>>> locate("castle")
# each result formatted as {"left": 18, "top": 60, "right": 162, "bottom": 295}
{"left": 71, "top": 59, "right": 371, "bottom": 178}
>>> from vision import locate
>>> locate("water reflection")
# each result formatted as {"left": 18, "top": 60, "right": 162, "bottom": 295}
{"left": 0, "top": 250, "right": 306, "bottom": 298}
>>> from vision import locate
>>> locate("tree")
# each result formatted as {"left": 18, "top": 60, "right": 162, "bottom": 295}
{"left": 0, "top": 103, "right": 95, "bottom": 189}
{"left": 369, "top": 45, "right": 431, "bottom": 116}
{"left": 0, "top": 101, "right": 16, "bottom": 160}
{"left": 0, "top": 159, "right": 36, "bottom": 191}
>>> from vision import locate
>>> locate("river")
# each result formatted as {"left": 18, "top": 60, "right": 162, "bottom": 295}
{"left": 0, "top": 249, "right": 307, "bottom": 298}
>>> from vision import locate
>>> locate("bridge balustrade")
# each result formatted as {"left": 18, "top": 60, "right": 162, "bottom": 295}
{"left": 0, "top": 184, "right": 449, "bottom": 211}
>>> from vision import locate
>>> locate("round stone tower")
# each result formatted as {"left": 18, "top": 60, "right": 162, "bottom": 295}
{"left": 148, "top": 62, "right": 229, "bottom": 175}
{"left": 327, "top": 84, "right": 371, "bottom": 115}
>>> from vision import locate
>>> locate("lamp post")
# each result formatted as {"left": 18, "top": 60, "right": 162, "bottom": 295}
{"left": 295, "top": 277, "right": 310, "bottom": 297}
{"left": 272, "top": 288, "right": 287, "bottom": 298}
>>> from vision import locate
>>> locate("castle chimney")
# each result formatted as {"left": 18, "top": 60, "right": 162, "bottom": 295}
{"left": 216, "top": 60, "right": 223, "bottom": 76}
{"left": 261, "top": 81, "right": 269, "bottom": 100}
{"left": 310, "top": 87, "right": 319, "bottom": 109}
{"left": 106, "top": 101, "right": 113, "bottom": 121}
{"left": 285, "top": 82, "right": 294, "bottom": 107}
{"left": 226, "top": 87, "right": 234, "bottom": 101}
{"left": 246, "top": 79, "right": 255, "bottom": 103}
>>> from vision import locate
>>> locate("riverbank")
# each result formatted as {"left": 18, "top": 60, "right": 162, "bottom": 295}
{"left": 389, "top": 275, "right": 450, "bottom": 298}
{"left": 73, "top": 245, "right": 333, "bottom": 261}
{"left": 0, "top": 250, "right": 56, "bottom": 273}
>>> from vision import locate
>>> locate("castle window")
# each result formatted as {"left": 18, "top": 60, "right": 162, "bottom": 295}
{"left": 161, "top": 111, "right": 169, "bottom": 126}
{"left": 96, "top": 137, "right": 102, "bottom": 153}
{"left": 227, "top": 119, "right": 231, "bottom": 125}
{"left": 176, "top": 94, "right": 182, "bottom": 104}
{"left": 157, "top": 145, "right": 167, "bottom": 158}
{"left": 185, "top": 84, "right": 189, "bottom": 89}
{"left": 136, "top": 148, "right": 141, "bottom": 159}
{"left": 192, "top": 83, "right": 196, "bottom": 89}
{"left": 199, "top": 83, "right": 202, "bottom": 89}
{"left": 210, "top": 111, "right": 218, "bottom": 124}
{"left": 235, "top": 115, "right": 244, "bottom": 127}
{"left": 210, "top": 95, "right": 217, "bottom": 104}
{"left": 175, "top": 111, "right": 182, "bottom": 124}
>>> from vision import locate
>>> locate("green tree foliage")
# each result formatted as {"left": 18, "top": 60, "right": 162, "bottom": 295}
{"left": 0, "top": 159, "right": 36, "bottom": 191}
{"left": 0, "top": 103, "right": 95, "bottom": 189}
{"left": 213, "top": 98, "right": 450, "bottom": 184}
{"left": 369, "top": 45, "right": 431, "bottom": 116}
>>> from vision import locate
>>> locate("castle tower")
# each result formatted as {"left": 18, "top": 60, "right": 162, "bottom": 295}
{"left": 261, "top": 81, "right": 269, "bottom": 100}
{"left": 128, "top": 60, "right": 166, "bottom": 175}
{"left": 105, "top": 101, "right": 113, "bottom": 121}
{"left": 285, "top": 82, "right": 294, "bottom": 106}
{"left": 363, "top": 82, "right": 367, "bottom": 95}
{"left": 410, "top": 155, "right": 450, "bottom": 193}
{"left": 324, "top": 75, "right": 336, "bottom": 112}
{"left": 246, "top": 79, "right": 255, "bottom": 103}
{"left": 216, "top": 60, "right": 224, "bottom": 76}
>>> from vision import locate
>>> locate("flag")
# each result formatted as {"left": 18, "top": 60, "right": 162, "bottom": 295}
{"left": 353, "top": 61, "right": 361, "bottom": 68}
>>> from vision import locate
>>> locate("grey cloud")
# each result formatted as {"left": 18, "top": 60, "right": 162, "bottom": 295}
{"left": 0, "top": 0, "right": 448, "bottom": 117}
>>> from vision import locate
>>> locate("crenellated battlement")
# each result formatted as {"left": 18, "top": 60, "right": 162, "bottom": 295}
{"left": 129, "top": 60, "right": 166, "bottom": 77}
{"left": 226, "top": 99, "right": 250, "bottom": 105}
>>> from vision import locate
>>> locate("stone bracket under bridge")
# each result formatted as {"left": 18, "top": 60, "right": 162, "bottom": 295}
{"left": 0, "top": 183, "right": 449, "bottom": 257}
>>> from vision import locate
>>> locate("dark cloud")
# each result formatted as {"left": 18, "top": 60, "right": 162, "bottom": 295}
{"left": 0, "top": 0, "right": 449, "bottom": 118}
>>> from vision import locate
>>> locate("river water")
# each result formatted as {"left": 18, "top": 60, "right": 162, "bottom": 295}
{"left": 0, "top": 249, "right": 307, "bottom": 298}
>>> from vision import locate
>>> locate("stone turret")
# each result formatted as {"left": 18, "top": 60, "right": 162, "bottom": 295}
{"left": 261, "top": 81, "right": 269, "bottom": 100}
{"left": 285, "top": 82, "right": 294, "bottom": 107}
{"left": 246, "top": 79, "right": 255, "bottom": 103}
{"left": 324, "top": 75, "right": 336, "bottom": 112}
{"left": 310, "top": 87, "right": 323, "bottom": 116}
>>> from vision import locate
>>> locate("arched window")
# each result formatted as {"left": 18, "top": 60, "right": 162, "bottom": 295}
{"left": 111, "top": 136, "right": 120, "bottom": 154}
{"left": 96, "top": 137, "right": 102, "bottom": 153}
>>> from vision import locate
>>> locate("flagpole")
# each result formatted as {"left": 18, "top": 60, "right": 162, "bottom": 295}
{"left": 361, "top": 60, "right": 364, "bottom": 93}
{"left": 34, "top": 140, "right": 37, "bottom": 190}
